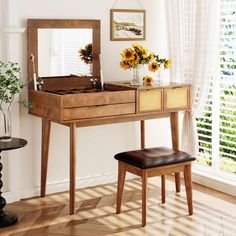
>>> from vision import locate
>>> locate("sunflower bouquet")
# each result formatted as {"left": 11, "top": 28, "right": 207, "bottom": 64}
{"left": 120, "top": 44, "right": 153, "bottom": 70}
{"left": 120, "top": 44, "right": 172, "bottom": 85}
{"left": 79, "top": 43, "right": 92, "bottom": 64}
{"left": 120, "top": 43, "right": 171, "bottom": 71}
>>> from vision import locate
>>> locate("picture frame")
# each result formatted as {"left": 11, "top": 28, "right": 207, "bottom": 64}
{"left": 110, "top": 9, "right": 146, "bottom": 41}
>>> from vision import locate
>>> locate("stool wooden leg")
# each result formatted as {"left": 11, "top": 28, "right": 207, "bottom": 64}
{"left": 142, "top": 171, "right": 147, "bottom": 227}
{"left": 116, "top": 161, "right": 126, "bottom": 214}
{"left": 175, "top": 173, "right": 181, "bottom": 193}
{"left": 183, "top": 164, "right": 193, "bottom": 215}
{"left": 140, "top": 120, "right": 145, "bottom": 149}
{"left": 161, "top": 175, "right": 165, "bottom": 204}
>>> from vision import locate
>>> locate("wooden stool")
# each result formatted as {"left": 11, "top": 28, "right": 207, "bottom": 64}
{"left": 114, "top": 147, "right": 196, "bottom": 227}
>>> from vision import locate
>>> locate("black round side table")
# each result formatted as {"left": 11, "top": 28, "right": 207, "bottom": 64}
{"left": 0, "top": 138, "right": 27, "bottom": 227}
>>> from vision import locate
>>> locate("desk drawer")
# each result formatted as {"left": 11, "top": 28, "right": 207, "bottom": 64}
{"left": 138, "top": 89, "right": 163, "bottom": 112}
{"left": 63, "top": 90, "right": 135, "bottom": 108}
{"left": 63, "top": 103, "right": 135, "bottom": 120}
{"left": 164, "top": 87, "right": 190, "bottom": 110}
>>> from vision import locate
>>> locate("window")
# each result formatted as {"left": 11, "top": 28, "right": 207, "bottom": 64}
{"left": 196, "top": 0, "right": 236, "bottom": 181}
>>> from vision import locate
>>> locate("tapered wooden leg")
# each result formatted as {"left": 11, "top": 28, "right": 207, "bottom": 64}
{"left": 142, "top": 171, "right": 147, "bottom": 227}
{"left": 183, "top": 164, "right": 193, "bottom": 215}
{"left": 161, "top": 175, "right": 165, "bottom": 204}
{"left": 170, "top": 112, "right": 181, "bottom": 192}
{"left": 116, "top": 161, "right": 126, "bottom": 214}
{"left": 41, "top": 118, "right": 51, "bottom": 197}
{"left": 140, "top": 120, "right": 145, "bottom": 149}
{"left": 70, "top": 123, "right": 76, "bottom": 215}
{"left": 175, "top": 172, "right": 181, "bottom": 192}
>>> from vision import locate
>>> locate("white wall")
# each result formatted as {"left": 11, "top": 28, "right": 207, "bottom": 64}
{"left": 1, "top": 0, "right": 172, "bottom": 201}
{"left": 0, "top": 0, "right": 3, "bottom": 59}
{"left": 0, "top": 0, "right": 6, "bottom": 192}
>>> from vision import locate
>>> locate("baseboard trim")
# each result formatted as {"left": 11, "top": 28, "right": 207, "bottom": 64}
{"left": 192, "top": 170, "right": 236, "bottom": 197}
{"left": 19, "top": 173, "right": 117, "bottom": 201}
{"left": 2, "top": 191, "right": 15, "bottom": 203}
{"left": 4, "top": 170, "right": 236, "bottom": 203}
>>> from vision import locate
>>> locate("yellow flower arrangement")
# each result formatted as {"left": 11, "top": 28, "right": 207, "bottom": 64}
{"left": 143, "top": 76, "right": 153, "bottom": 85}
{"left": 120, "top": 44, "right": 153, "bottom": 70}
{"left": 120, "top": 44, "right": 172, "bottom": 72}
{"left": 120, "top": 44, "right": 172, "bottom": 85}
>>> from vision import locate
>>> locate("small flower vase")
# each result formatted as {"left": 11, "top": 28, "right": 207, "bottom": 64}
{"left": 154, "top": 65, "right": 163, "bottom": 84}
{"left": 0, "top": 105, "right": 12, "bottom": 142}
{"left": 131, "top": 64, "right": 143, "bottom": 86}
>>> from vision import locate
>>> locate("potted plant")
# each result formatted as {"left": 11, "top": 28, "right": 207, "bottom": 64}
{"left": 0, "top": 61, "right": 27, "bottom": 142}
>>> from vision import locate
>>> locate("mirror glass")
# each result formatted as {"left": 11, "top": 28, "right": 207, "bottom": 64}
{"left": 38, "top": 28, "right": 93, "bottom": 77}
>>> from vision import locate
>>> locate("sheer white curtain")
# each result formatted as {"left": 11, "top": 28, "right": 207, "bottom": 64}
{"left": 165, "top": 0, "right": 220, "bottom": 154}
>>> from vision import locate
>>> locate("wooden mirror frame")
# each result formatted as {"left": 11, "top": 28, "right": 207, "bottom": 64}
{"left": 27, "top": 19, "right": 101, "bottom": 90}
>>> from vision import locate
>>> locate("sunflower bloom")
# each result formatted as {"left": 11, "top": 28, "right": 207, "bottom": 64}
{"left": 148, "top": 62, "right": 159, "bottom": 72}
{"left": 121, "top": 48, "right": 134, "bottom": 61}
{"left": 149, "top": 53, "right": 155, "bottom": 62}
{"left": 132, "top": 52, "right": 139, "bottom": 65}
{"left": 141, "top": 48, "right": 148, "bottom": 58}
{"left": 164, "top": 59, "right": 172, "bottom": 69}
{"left": 143, "top": 76, "right": 153, "bottom": 85}
{"left": 120, "top": 60, "right": 133, "bottom": 70}
{"left": 132, "top": 43, "right": 142, "bottom": 52}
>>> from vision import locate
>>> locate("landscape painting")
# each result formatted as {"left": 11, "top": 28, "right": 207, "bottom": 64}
{"left": 110, "top": 9, "right": 146, "bottom": 41}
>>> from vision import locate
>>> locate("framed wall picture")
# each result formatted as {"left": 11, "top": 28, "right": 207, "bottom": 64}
{"left": 110, "top": 9, "right": 146, "bottom": 41}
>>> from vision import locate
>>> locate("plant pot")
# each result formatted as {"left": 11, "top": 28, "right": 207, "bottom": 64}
{"left": 0, "top": 107, "right": 12, "bottom": 142}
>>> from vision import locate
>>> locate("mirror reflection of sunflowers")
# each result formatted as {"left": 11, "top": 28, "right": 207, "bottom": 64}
{"left": 79, "top": 43, "right": 92, "bottom": 64}
{"left": 120, "top": 43, "right": 172, "bottom": 85}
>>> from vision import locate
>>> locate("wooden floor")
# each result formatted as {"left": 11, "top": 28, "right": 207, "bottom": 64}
{"left": 1, "top": 176, "right": 236, "bottom": 236}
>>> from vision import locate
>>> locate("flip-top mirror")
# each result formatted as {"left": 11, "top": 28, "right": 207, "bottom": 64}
{"left": 27, "top": 19, "right": 100, "bottom": 90}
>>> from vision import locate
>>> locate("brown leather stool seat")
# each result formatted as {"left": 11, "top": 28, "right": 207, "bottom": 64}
{"left": 114, "top": 147, "right": 195, "bottom": 169}
{"left": 114, "top": 147, "right": 195, "bottom": 227}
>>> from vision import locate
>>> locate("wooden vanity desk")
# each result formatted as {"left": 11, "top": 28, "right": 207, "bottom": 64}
{"left": 27, "top": 19, "right": 191, "bottom": 215}
{"left": 29, "top": 81, "right": 191, "bottom": 214}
